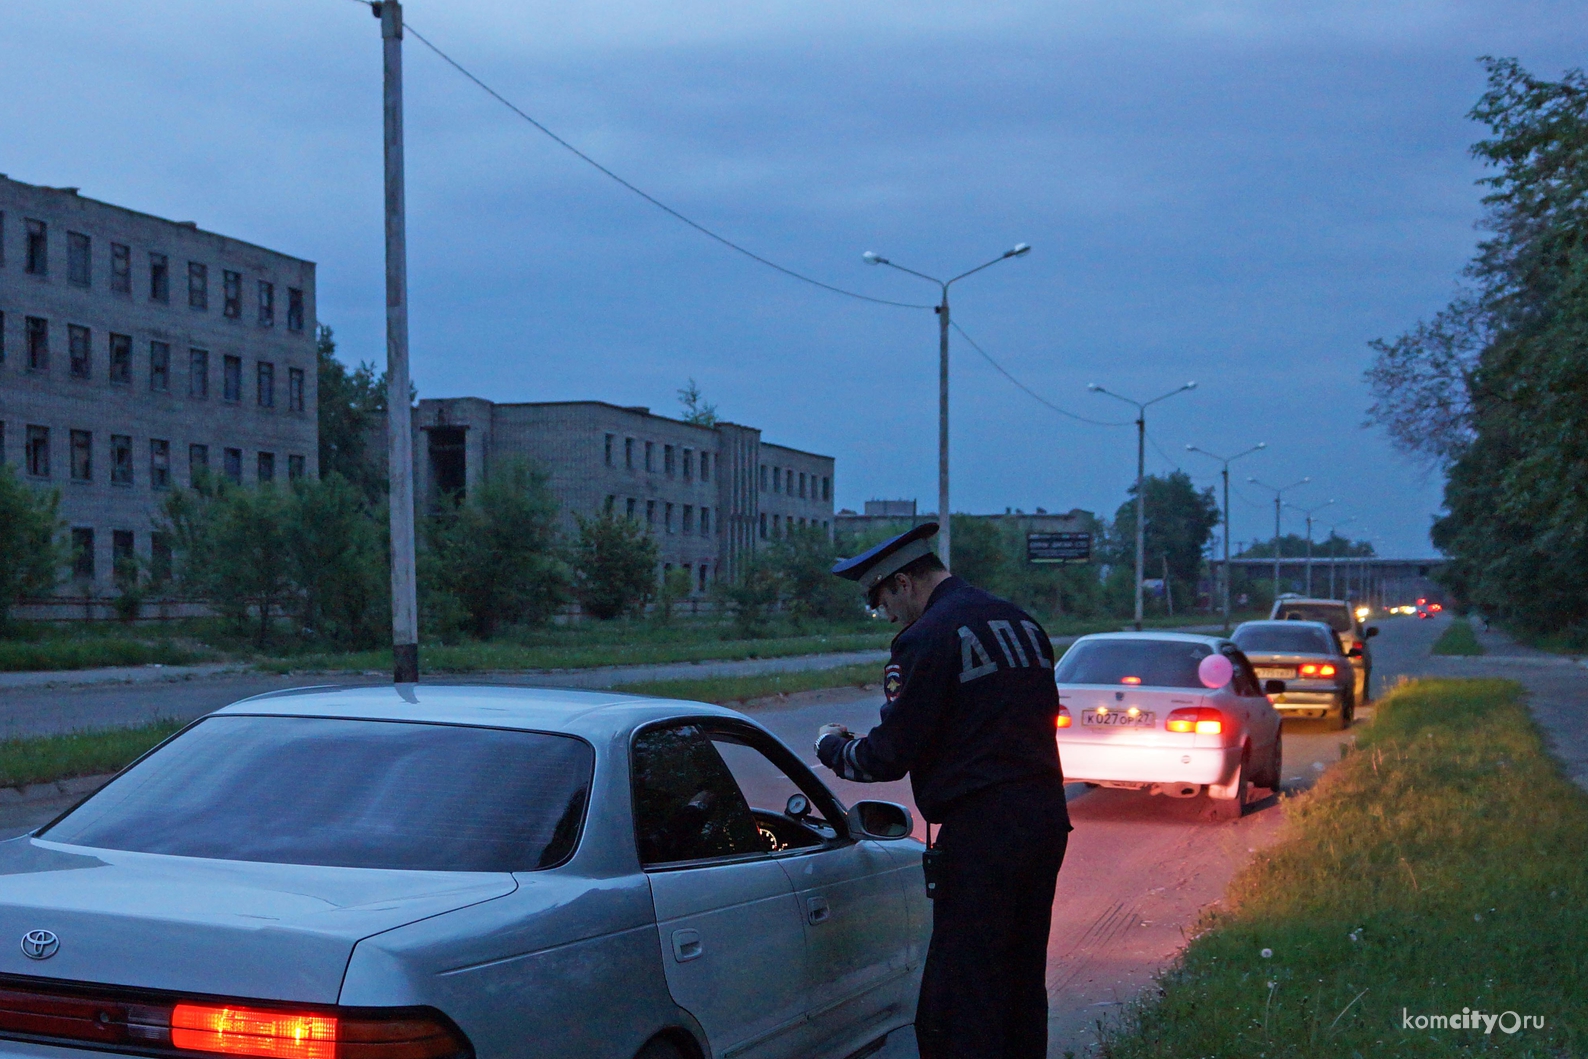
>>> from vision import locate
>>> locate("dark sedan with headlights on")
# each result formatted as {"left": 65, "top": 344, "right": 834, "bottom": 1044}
{"left": 1232, "top": 620, "right": 1357, "bottom": 729}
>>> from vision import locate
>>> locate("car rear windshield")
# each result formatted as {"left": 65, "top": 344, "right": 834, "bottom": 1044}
{"left": 1235, "top": 625, "right": 1336, "bottom": 655}
{"left": 1054, "top": 639, "right": 1213, "bottom": 688}
{"left": 41, "top": 715, "right": 594, "bottom": 873}
{"left": 1273, "top": 603, "right": 1353, "bottom": 632}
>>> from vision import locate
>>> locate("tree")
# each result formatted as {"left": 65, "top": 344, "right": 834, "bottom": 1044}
{"left": 423, "top": 461, "right": 567, "bottom": 638}
{"left": 287, "top": 474, "right": 388, "bottom": 647}
{"left": 317, "top": 325, "right": 391, "bottom": 500}
{"left": 764, "top": 526, "right": 862, "bottom": 625}
{"left": 1366, "top": 59, "right": 1588, "bottom": 628}
{"left": 0, "top": 465, "right": 62, "bottom": 629}
{"left": 716, "top": 560, "right": 782, "bottom": 638}
{"left": 1110, "top": 471, "right": 1220, "bottom": 609}
{"left": 175, "top": 482, "right": 295, "bottom": 647}
{"left": 677, "top": 379, "right": 718, "bottom": 426}
{"left": 572, "top": 512, "right": 659, "bottom": 620}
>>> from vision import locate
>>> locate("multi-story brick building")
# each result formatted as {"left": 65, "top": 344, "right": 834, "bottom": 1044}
{"left": 413, "top": 398, "right": 834, "bottom": 591}
{"left": 0, "top": 175, "right": 317, "bottom": 596}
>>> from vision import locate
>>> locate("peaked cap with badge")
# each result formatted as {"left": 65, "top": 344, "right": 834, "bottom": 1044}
{"left": 831, "top": 522, "right": 940, "bottom": 604}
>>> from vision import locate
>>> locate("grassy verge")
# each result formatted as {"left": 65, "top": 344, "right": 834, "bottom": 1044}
{"left": 621, "top": 661, "right": 881, "bottom": 705}
{"left": 0, "top": 633, "right": 215, "bottom": 673}
{"left": 0, "top": 720, "right": 186, "bottom": 789}
{"left": 1431, "top": 616, "right": 1485, "bottom": 656}
{"left": 252, "top": 631, "right": 893, "bottom": 675}
{"left": 1099, "top": 678, "right": 1588, "bottom": 1058}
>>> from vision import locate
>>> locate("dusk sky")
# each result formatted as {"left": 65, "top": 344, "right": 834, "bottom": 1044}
{"left": 8, "top": 1, "right": 1586, "bottom": 556}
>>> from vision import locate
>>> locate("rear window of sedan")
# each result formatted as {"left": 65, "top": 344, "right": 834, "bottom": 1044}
{"left": 1273, "top": 603, "right": 1353, "bottom": 632}
{"left": 1054, "top": 639, "right": 1212, "bottom": 688}
{"left": 41, "top": 716, "right": 594, "bottom": 873}
{"left": 1234, "top": 625, "right": 1337, "bottom": 655}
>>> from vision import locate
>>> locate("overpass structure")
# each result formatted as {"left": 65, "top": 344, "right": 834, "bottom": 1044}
{"left": 1211, "top": 556, "right": 1448, "bottom": 608}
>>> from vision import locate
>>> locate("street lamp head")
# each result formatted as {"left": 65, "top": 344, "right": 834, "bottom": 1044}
{"left": 1004, "top": 243, "right": 1032, "bottom": 258}
{"left": 1088, "top": 383, "right": 1101, "bottom": 392}
{"left": 1247, "top": 476, "right": 1259, "bottom": 483}
{"left": 1256, "top": 442, "right": 1267, "bottom": 449}
{"left": 862, "top": 251, "right": 885, "bottom": 266}
{"left": 1185, "top": 444, "right": 1196, "bottom": 451}
{"left": 1184, "top": 381, "right": 1198, "bottom": 391}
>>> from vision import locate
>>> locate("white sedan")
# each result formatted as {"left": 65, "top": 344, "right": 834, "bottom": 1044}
{"left": 0, "top": 685, "right": 929, "bottom": 1059}
{"left": 1054, "top": 632, "right": 1283, "bottom": 821}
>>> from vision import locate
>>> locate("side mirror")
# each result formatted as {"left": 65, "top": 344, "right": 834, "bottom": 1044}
{"left": 847, "top": 800, "right": 913, "bottom": 840}
{"left": 1366, "top": 626, "right": 1380, "bottom": 638}
{"left": 1347, "top": 645, "right": 1363, "bottom": 658}
{"left": 1264, "top": 679, "right": 1287, "bottom": 696}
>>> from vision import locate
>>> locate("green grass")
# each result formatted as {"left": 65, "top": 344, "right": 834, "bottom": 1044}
{"left": 1098, "top": 678, "right": 1588, "bottom": 1057}
{"left": 252, "top": 631, "right": 892, "bottom": 675}
{"left": 621, "top": 661, "right": 882, "bottom": 704}
{"left": 0, "top": 630, "right": 215, "bottom": 672}
{"left": 1431, "top": 616, "right": 1486, "bottom": 656}
{"left": 0, "top": 720, "right": 186, "bottom": 788}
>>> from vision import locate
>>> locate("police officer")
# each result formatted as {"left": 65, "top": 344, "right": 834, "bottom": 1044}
{"left": 815, "top": 522, "right": 1070, "bottom": 1059}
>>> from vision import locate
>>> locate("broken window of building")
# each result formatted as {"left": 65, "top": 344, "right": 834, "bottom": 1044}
{"left": 257, "top": 281, "right": 274, "bottom": 326}
{"left": 700, "top": 507, "right": 711, "bottom": 536}
{"left": 625, "top": 437, "right": 635, "bottom": 469}
{"left": 645, "top": 441, "right": 655, "bottom": 472}
{"left": 149, "top": 253, "right": 169, "bottom": 302}
{"left": 257, "top": 451, "right": 275, "bottom": 483}
{"left": 223, "top": 447, "right": 243, "bottom": 483}
{"left": 683, "top": 448, "right": 693, "bottom": 480}
{"left": 287, "top": 287, "right": 304, "bottom": 331}
{"left": 109, "top": 334, "right": 132, "bottom": 384}
{"left": 664, "top": 444, "right": 675, "bottom": 477}
{"left": 223, "top": 270, "right": 241, "bottom": 317}
{"left": 190, "top": 349, "right": 209, "bottom": 397}
{"left": 25, "top": 316, "right": 48, "bottom": 371}
{"left": 647, "top": 500, "right": 656, "bottom": 527}
{"left": 25, "top": 219, "right": 47, "bottom": 274}
{"left": 188, "top": 262, "right": 208, "bottom": 310}
{"left": 665, "top": 503, "right": 675, "bottom": 533}
{"left": 604, "top": 434, "right": 615, "bottom": 466}
{"left": 149, "top": 342, "right": 170, "bottom": 391}
{"left": 257, "top": 362, "right": 275, "bottom": 408}
{"left": 111, "top": 434, "right": 133, "bottom": 485}
{"left": 223, "top": 355, "right": 242, "bottom": 402}
{"left": 288, "top": 367, "right": 304, "bottom": 412}
{"left": 683, "top": 505, "right": 694, "bottom": 534}
{"left": 68, "top": 232, "right": 91, "bottom": 287}
{"left": 111, "top": 243, "right": 131, "bottom": 293}
{"left": 68, "top": 325, "right": 91, "bottom": 378}
{"left": 288, "top": 454, "right": 306, "bottom": 480}
{"left": 189, "top": 443, "right": 209, "bottom": 482}
{"left": 26, "top": 426, "right": 50, "bottom": 478}
{"left": 626, "top": 498, "right": 637, "bottom": 519}
{"left": 70, "top": 430, "right": 93, "bottom": 481}
{"left": 151, "top": 532, "right": 173, "bottom": 583}
{"left": 71, "top": 528, "right": 95, "bottom": 580}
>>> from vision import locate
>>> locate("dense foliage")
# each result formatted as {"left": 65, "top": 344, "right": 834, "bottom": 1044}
{"left": 1366, "top": 59, "right": 1588, "bottom": 630}
{"left": 572, "top": 512, "right": 660, "bottom": 620}
{"left": 0, "top": 464, "right": 62, "bottom": 628}
{"left": 316, "top": 325, "right": 391, "bottom": 501}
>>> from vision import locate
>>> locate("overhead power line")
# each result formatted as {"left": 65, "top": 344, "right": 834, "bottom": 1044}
{"left": 948, "top": 321, "right": 1130, "bottom": 427}
{"left": 386, "top": 12, "right": 931, "bottom": 310}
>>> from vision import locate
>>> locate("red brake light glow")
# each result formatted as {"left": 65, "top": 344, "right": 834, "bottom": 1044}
{"left": 172, "top": 1006, "right": 337, "bottom": 1059}
{"left": 1166, "top": 707, "right": 1224, "bottom": 735}
{"left": 1121, "top": 676, "right": 1142, "bottom": 685}
{"left": 1298, "top": 663, "right": 1337, "bottom": 678}
{"left": 1056, "top": 706, "right": 1072, "bottom": 729}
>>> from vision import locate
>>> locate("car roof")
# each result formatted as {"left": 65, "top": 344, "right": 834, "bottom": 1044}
{"left": 1273, "top": 597, "right": 1350, "bottom": 608}
{"left": 1235, "top": 619, "right": 1337, "bottom": 633}
{"left": 1069, "top": 630, "right": 1227, "bottom": 647}
{"left": 216, "top": 683, "right": 747, "bottom": 740}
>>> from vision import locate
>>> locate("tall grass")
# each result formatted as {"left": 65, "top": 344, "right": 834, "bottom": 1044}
{"left": 0, "top": 720, "right": 186, "bottom": 788}
{"left": 1100, "top": 678, "right": 1588, "bottom": 1057}
{"left": 1431, "top": 617, "right": 1485, "bottom": 656}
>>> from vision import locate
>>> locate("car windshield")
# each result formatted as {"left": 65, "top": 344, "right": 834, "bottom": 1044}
{"left": 41, "top": 715, "right": 594, "bottom": 873}
{"left": 1235, "top": 625, "right": 1336, "bottom": 655}
{"left": 1054, "top": 639, "right": 1213, "bottom": 688}
{"left": 1274, "top": 602, "right": 1353, "bottom": 632}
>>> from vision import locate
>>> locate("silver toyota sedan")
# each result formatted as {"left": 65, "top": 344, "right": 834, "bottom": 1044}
{"left": 0, "top": 685, "right": 929, "bottom": 1059}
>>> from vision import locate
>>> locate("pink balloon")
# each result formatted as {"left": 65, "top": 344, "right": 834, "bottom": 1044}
{"left": 1198, "top": 653, "right": 1233, "bottom": 689}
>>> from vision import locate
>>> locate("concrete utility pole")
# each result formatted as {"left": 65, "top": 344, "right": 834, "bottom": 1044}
{"left": 1326, "top": 516, "right": 1356, "bottom": 599}
{"left": 1091, "top": 382, "right": 1198, "bottom": 630}
{"left": 377, "top": 0, "right": 419, "bottom": 683}
{"left": 1186, "top": 442, "right": 1265, "bottom": 631}
{"left": 1249, "top": 476, "right": 1310, "bottom": 604}
{"left": 863, "top": 244, "right": 1031, "bottom": 572}
{"left": 1286, "top": 498, "right": 1335, "bottom": 597}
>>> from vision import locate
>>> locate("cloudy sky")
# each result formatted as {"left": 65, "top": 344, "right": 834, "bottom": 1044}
{"left": 7, "top": 1, "right": 1585, "bottom": 555}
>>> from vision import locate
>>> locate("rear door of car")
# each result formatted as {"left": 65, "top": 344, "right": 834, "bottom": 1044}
{"left": 632, "top": 723, "right": 812, "bottom": 1059}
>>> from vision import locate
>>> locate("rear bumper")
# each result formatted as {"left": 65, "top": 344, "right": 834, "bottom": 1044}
{"left": 1057, "top": 742, "right": 1240, "bottom": 786}
{"left": 1272, "top": 689, "right": 1345, "bottom": 717}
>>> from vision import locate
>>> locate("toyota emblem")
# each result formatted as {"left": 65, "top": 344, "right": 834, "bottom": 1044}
{"left": 20, "top": 930, "right": 59, "bottom": 960}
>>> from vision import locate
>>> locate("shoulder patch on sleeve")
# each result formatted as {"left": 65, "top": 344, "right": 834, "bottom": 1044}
{"left": 883, "top": 663, "right": 903, "bottom": 702}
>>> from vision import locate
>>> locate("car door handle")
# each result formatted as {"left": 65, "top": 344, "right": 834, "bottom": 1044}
{"left": 806, "top": 896, "right": 831, "bottom": 924}
{"left": 671, "top": 929, "right": 703, "bottom": 963}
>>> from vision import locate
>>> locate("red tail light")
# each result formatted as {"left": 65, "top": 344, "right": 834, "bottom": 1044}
{"left": 1120, "top": 676, "right": 1142, "bottom": 685}
{"left": 0, "top": 979, "right": 469, "bottom": 1059}
{"left": 1165, "top": 707, "right": 1224, "bottom": 735}
{"left": 1298, "top": 663, "right": 1337, "bottom": 677}
{"left": 1056, "top": 706, "right": 1072, "bottom": 729}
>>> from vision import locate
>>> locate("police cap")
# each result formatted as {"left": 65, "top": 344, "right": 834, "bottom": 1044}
{"left": 831, "top": 522, "right": 940, "bottom": 603}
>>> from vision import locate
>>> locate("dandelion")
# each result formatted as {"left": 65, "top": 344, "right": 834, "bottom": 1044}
{"left": 1348, "top": 928, "right": 1363, "bottom": 942}
{"left": 1260, "top": 948, "right": 1273, "bottom": 958}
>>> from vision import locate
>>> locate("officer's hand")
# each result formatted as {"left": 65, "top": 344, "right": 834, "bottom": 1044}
{"left": 815, "top": 723, "right": 852, "bottom": 760}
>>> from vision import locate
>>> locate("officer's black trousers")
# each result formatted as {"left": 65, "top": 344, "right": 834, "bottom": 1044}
{"left": 914, "top": 777, "right": 1070, "bottom": 1059}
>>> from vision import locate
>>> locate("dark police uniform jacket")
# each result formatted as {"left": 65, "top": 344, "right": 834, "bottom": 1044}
{"left": 818, "top": 575, "right": 1070, "bottom": 824}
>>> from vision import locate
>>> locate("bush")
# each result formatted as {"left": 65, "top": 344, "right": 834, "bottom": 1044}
{"left": 288, "top": 474, "right": 388, "bottom": 647}
{"left": 0, "top": 464, "right": 62, "bottom": 629}
{"left": 764, "top": 526, "right": 863, "bottom": 626}
{"left": 572, "top": 512, "right": 658, "bottom": 620}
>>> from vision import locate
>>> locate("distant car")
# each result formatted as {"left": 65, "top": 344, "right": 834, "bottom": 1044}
{"left": 1234, "top": 619, "right": 1356, "bottom": 729}
{"left": 1269, "top": 595, "right": 1379, "bottom": 701}
{"left": 1054, "top": 632, "right": 1283, "bottom": 822}
{"left": 0, "top": 685, "right": 929, "bottom": 1059}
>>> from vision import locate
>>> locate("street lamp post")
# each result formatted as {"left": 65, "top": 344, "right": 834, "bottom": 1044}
{"left": 862, "top": 244, "right": 1031, "bottom": 571}
{"left": 1248, "top": 476, "right": 1311, "bottom": 603}
{"left": 1186, "top": 442, "right": 1266, "bottom": 631}
{"left": 1285, "top": 499, "right": 1336, "bottom": 596}
{"left": 1325, "top": 516, "right": 1357, "bottom": 598}
{"left": 1090, "top": 382, "right": 1199, "bottom": 630}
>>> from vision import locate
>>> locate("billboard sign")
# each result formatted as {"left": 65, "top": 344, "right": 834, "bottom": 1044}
{"left": 1027, "top": 532, "right": 1091, "bottom": 563}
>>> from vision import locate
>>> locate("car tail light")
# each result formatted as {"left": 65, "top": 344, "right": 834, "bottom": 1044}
{"left": 1298, "top": 663, "right": 1337, "bottom": 677}
{"left": 1165, "top": 707, "right": 1223, "bottom": 735}
{"left": 1120, "top": 676, "right": 1142, "bottom": 685}
{"left": 1056, "top": 706, "right": 1072, "bottom": 729}
{"left": 0, "top": 980, "right": 470, "bottom": 1059}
